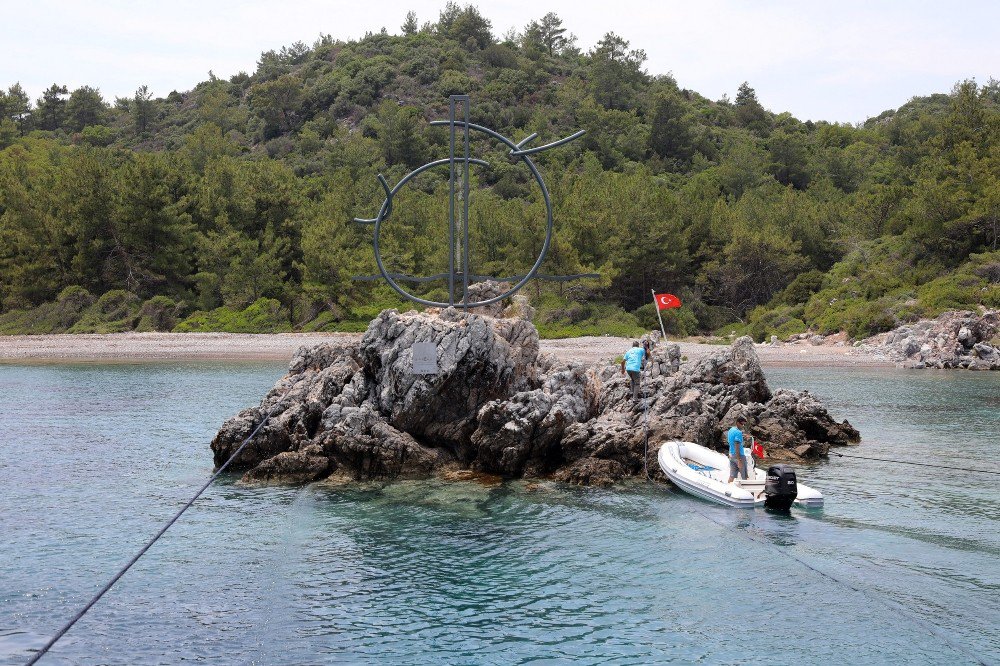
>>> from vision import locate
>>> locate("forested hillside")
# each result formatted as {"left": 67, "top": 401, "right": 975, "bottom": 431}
{"left": 1, "top": 4, "right": 998, "bottom": 338}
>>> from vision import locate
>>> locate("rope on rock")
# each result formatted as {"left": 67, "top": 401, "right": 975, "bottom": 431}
{"left": 640, "top": 369, "right": 652, "bottom": 481}
{"left": 829, "top": 451, "right": 1000, "bottom": 475}
{"left": 25, "top": 395, "right": 289, "bottom": 666}
{"left": 643, "top": 393, "right": 651, "bottom": 480}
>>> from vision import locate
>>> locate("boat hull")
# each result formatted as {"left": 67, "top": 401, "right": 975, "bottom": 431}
{"left": 657, "top": 441, "right": 823, "bottom": 509}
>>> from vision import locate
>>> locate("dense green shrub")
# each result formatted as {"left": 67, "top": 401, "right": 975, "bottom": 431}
{"left": 300, "top": 310, "right": 371, "bottom": 333}
{"left": 55, "top": 286, "right": 96, "bottom": 322}
{"left": 299, "top": 310, "right": 337, "bottom": 332}
{"left": 747, "top": 304, "right": 808, "bottom": 341}
{"left": 535, "top": 295, "right": 646, "bottom": 338}
{"left": 0, "top": 309, "right": 33, "bottom": 334}
{"left": 69, "top": 290, "right": 141, "bottom": 333}
{"left": 0, "top": 286, "right": 96, "bottom": 334}
{"left": 940, "top": 250, "right": 1000, "bottom": 308}
{"left": 0, "top": 304, "right": 60, "bottom": 335}
{"left": 774, "top": 318, "right": 808, "bottom": 339}
{"left": 810, "top": 296, "right": 897, "bottom": 339}
{"left": 713, "top": 321, "right": 750, "bottom": 338}
{"left": 689, "top": 302, "right": 741, "bottom": 333}
{"left": 78, "top": 125, "right": 115, "bottom": 146}
{"left": 916, "top": 274, "right": 983, "bottom": 314}
{"left": 535, "top": 319, "right": 646, "bottom": 339}
{"left": 771, "top": 270, "right": 826, "bottom": 306}
{"left": 136, "top": 296, "right": 181, "bottom": 332}
{"left": 174, "top": 298, "right": 291, "bottom": 333}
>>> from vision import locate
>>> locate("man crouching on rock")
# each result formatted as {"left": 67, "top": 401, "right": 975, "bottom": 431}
{"left": 727, "top": 416, "right": 749, "bottom": 483}
{"left": 620, "top": 341, "right": 646, "bottom": 404}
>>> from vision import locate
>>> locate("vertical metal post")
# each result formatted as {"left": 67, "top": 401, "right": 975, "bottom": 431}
{"left": 652, "top": 289, "right": 668, "bottom": 341}
{"left": 461, "top": 97, "right": 470, "bottom": 310}
{"left": 448, "top": 97, "right": 457, "bottom": 307}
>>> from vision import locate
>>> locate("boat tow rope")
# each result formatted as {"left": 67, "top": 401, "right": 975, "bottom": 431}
{"left": 675, "top": 492, "right": 993, "bottom": 666}
{"left": 746, "top": 434, "right": 1000, "bottom": 476}
{"left": 25, "top": 395, "right": 289, "bottom": 666}
{"left": 828, "top": 451, "right": 1000, "bottom": 475}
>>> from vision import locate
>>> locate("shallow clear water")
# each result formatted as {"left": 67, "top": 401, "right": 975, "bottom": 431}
{"left": 1, "top": 362, "right": 998, "bottom": 665}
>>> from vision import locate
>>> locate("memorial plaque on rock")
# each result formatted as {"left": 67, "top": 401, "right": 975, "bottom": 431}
{"left": 412, "top": 342, "right": 438, "bottom": 374}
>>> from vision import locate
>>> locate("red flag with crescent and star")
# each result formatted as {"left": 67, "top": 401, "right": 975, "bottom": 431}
{"left": 654, "top": 293, "right": 682, "bottom": 310}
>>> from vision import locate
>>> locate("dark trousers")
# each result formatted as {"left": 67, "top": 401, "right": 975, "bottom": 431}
{"left": 627, "top": 370, "right": 640, "bottom": 401}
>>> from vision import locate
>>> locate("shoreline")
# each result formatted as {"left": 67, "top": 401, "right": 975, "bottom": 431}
{"left": 0, "top": 331, "right": 890, "bottom": 369}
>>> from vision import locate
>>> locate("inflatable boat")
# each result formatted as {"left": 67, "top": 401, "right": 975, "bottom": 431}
{"left": 657, "top": 440, "right": 823, "bottom": 509}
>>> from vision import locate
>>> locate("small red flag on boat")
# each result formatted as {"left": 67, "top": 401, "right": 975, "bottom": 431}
{"left": 654, "top": 293, "right": 681, "bottom": 310}
{"left": 751, "top": 439, "right": 765, "bottom": 458}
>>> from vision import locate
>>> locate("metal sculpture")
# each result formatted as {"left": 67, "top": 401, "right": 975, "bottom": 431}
{"left": 353, "top": 95, "right": 594, "bottom": 309}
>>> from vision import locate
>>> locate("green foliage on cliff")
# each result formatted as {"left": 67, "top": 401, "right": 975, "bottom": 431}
{"left": 1, "top": 5, "right": 998, "bottom": 338}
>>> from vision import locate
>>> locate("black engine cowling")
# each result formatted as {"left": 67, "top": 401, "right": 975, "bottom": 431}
{"left": 764, "top": 464, "right": 797, "bottom": 511}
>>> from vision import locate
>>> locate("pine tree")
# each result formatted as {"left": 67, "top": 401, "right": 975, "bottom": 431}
{"left": 66, "top": 86, "right": 107, "bottom": 131}
{"left": 36, "top": 84, "right": 69, "bottom": 131}
{"left": 132, "top": 85, "right": 155, "bottom": 135}
{"left": 401, "top": 10, "right": 418, "bottom": 35}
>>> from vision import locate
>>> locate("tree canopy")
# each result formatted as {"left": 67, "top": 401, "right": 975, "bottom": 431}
{"left": 0, "top": 7, "right": 997, "bottom": 339}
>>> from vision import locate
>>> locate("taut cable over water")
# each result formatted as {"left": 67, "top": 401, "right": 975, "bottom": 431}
{"left": 670, "top": 492, "right": 993, "bottom": 666}
{"left": 645, "top": 438, "right": 992, "bottom": 665}
{"left": 24, "top": 393, "right": 292, "bottom": 665}
{"left": 828, "top": 450, "right": 1000, "bottom": 475}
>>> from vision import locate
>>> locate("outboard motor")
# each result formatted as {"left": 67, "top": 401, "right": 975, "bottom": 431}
{"left": 765, "top": 464, "right": 797, "bottom": 511}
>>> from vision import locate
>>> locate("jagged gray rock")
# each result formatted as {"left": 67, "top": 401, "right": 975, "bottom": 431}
{"left": 464, "top": 280, "right": 512, "bottom": 318}
{"left": 211, "top": 310, "right": 860, "bottom": 487}
{"left": 864, "top": 310, "right": 999, "bottom": 370}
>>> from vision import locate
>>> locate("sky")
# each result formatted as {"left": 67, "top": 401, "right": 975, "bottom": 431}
{"left": 2, "top": 0, "right": 998, "bottom": 124}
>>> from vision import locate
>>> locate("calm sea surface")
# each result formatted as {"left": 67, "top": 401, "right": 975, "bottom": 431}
{"left": 0, "top": 361, "right": 997, "bottom": 665}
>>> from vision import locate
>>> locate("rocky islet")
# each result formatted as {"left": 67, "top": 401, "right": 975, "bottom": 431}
{"left": 212, "top": 305, "right": 860, "bottom": 487}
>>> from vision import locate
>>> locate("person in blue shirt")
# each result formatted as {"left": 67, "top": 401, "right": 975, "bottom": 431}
{"left": 619, "top": 341, "right": 646, "bottom": 403}
{"left": 727, "top": 415, "right": 748, "bottom": 483}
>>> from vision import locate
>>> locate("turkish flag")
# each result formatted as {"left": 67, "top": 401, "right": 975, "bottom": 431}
{"left": 751, "top": 439, "right": 765, "bottom": 458}
{"left": 654, "top": 293, "right": 682, "bottom": 310}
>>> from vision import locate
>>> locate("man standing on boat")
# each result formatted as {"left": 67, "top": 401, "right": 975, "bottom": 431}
{"left": 620, "top": 341, "right": 646, "bottom": 404}
{"left": 727, "top": 416, "right": 749, "bottom": 483}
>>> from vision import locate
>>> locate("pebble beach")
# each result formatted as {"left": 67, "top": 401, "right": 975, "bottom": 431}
{"left": 0, "top": 331, "right": 888, "bottom": 368}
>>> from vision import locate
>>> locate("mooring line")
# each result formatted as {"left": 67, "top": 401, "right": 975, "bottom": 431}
{"left": 25, "top": 394, "right": 289, "bottom": 665}
{"left": 693, "top": 499, "right": 991, "bottom": 666}
{"left": 647, "top": 478, "right": 992, "bottom": 666}
{"left": 828, "top": 451, "right": 1000, "bottom": 475}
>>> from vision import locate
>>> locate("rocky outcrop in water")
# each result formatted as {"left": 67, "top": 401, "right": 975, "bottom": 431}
{"left": 863, "top": 310, "right": 1000, "bottom": 370}
{"left": 212, "top": 309, "right": 860, "bottom": 487}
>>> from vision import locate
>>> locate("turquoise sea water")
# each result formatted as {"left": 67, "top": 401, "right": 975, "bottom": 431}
{"left": 0, "top": 362, "right": 998, "bottom": 665}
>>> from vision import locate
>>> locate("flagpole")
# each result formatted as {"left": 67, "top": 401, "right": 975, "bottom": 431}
{"left": 651, "top": 289, "right": 667, "bottom": 341}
